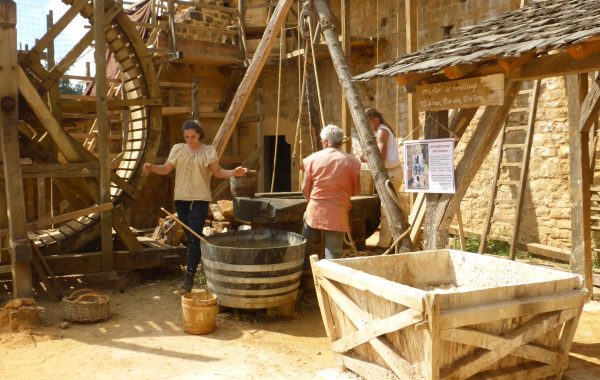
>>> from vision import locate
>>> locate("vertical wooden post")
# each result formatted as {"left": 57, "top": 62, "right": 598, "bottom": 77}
{"left": 238, "top": 0, "right": 248, "bottom": 62}
{"left": 191, "top": 76, "right": 199, "bottom": 120}
{"left": 256, "top": 84, "right": 265, "bottom": 193}
{"left": 94, "top": 0, "right": 113, "bottom": 271}
{"left": 340, "top": 0, "right": 351, "bottom": 152}
{"left": 566, "top": 74, "right": 593, "bottom": 294}
{"left": 313, "top": 0, "right": 413, "bottom": 250}
{"left": 422, "top": 111, "right": 449, "bottom": 250}
{"left": 404, "top": 0, "right": 418, "bottom": 140}
{"left": 167, "top": 0, "right": 177, "bottom": 53}
{"left": 302, "top": 2, "right": 321, "bottom": 153}
{"left": 0, "top": 0, "right": 33, "bottom": 297}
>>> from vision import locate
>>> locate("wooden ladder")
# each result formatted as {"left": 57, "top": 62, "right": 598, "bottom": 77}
{"left": 589, "top": 115, "right": 600, "bottom": 264}
{"left": 478, "top": 80, "right": 541, "bottom": 259}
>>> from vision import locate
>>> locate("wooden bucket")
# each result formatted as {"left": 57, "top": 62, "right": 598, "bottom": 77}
{"left": 201, "top": 229, "right": 306, "bottom": 309}
{"left": 359, "top": 168, "right": 374, "bottom": 195}
{"left": 230, "top": 170, "right": 257, "bottom": 197}
{"left": 181, "top": 290, "right": 218, "bottom": 335}
{"left": 311, "top": 249, "right": 588, "bottom": 379}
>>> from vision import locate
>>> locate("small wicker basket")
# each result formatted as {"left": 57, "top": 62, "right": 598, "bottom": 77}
{"left": 62, "top": 289, "right": 110, "bottom": 322}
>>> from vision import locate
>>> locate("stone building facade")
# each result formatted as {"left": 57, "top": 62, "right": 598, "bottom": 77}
{"left": 135, "top": 0, "right": 584, "bottom": 254}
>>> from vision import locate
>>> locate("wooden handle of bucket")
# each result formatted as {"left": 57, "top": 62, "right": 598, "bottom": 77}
{"left": 161, "top": 208, "right": 209, "bottom": 244}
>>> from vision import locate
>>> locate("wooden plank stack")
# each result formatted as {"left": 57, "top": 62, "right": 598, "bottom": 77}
{"left": 310, "top": 250, "right": 588, "bottom": 379}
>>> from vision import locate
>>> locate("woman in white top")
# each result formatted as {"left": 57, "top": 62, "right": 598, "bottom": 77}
{"left": 366, "top": 108, "right": 409, "bottom": 247}
{"left": 143, "top": 120, "right": 247, "bottom": 292}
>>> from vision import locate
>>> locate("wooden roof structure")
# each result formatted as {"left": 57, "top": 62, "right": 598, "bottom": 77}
{"left": 355, "top": 0, "right": 600, "bottom": 86}
{"left": 353, "top": 0, "right": 600, "bottom": 295}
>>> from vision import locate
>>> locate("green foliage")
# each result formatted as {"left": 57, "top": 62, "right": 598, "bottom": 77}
{"left": 58, "top": 79, "right": 84, "bottom": 95}
{"left": 487, "top": 239, "right": 510, "bottom": 256}
{"left": 454, "top": 237, "right": 511, "bottom": 256}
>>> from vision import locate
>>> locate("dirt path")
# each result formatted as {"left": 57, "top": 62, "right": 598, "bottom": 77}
{"left": 0, "top": 276, "right": 337, "bottom": 379}
{"left": 1, "top": 274, "right": 599, "bottom": 379}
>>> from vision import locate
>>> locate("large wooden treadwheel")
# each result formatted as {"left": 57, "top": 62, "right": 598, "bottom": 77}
{"left": 17, "top": 0, "right": 161, "bottom": 253}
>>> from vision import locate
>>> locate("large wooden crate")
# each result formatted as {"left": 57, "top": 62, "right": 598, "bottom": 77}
{"left": 310, "top": 250, "right": 588, "bottom": 380}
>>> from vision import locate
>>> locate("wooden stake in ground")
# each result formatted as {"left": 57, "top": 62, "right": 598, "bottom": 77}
{"left": 313, "top": 0, "right": 412, "bottom": 251}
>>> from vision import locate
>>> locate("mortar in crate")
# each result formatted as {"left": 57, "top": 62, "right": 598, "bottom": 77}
{"left": 310, "top": 249, "right": 587, "bottom": 380}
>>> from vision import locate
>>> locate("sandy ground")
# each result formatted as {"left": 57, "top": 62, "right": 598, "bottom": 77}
{"left": 0, "top": 273, "right": 339, "bottom": 380}
{"left": 1, "top": 245, "right": 600, "bottom": 379}
{"left": 1, "top": 273, "right": 599, "bottom": 379}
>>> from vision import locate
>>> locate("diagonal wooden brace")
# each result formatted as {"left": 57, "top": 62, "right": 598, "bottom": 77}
{"left": 443, "top": 308, "right": 578, "bottom": 379}
{"left": 318, "top": 276, "right": 417, "bottom": 379}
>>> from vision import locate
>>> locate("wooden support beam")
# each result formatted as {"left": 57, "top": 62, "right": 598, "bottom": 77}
{"left": 510, "top": 48, "right": 600, "bottom": 82}
{"left": 423, "top": 111, "right": 450, "bottom": 250}
{"left": 443, "top": 309, "right": 577, "bottom": 379}
{"left": 0, "top": 0, "right": 33, "bottom": 297}
{"left": 0, "top": 203, "right": 113, "bottom": 237}
{"left": 112, "top": 204, "right": 143, "bottom": 253}
{"left": 579, "top": 74, "right": 600, "bottom": 133}
{"left": 18, "top": 66, "right": 82, "bottom": 162}
{"left": 566, "top": 74, "right": 593, "bottom": 295}
{"left": 405, "top": 0, "right": 419, "bottom": 140}
{"left": 95, "top": 0, "right": 113, "bottom": 271}
{"left": 23, "top": 0, "right": 89, "bottom": 63}
{"left": 59, "top": 97, "right": 163, "bottom": 112}
{"left": 256, "top": 84, "right": 265, "bottom": 193}
{"left": 0, "top": 163, "right": 100, "bottom": 179}
{"left": 434, "top": 80, "right": 522, "bottom": 231}
{"left": 444, "top": 64, "right": 477, "bottom": 80}
{"left": 400, "top": 45, "right": 600, "bottom": 89}
{"left": 27, "top": 246, "right": 187, "bottom": 276}
{"left": 191, "top": 77, "right": 199, "bottom": 120}
{"left": 449, "top": 107, "right": 478, "bottom": 138}
{"left": 340, "top": 0, "right": 351, "bottom": 152}
{"left": 39, "top": 1, "right": 121, "bottom": 91}
{"left": 317, "top": 276, "right": 417, "bottom": 378}
{"left": 314, "top": 0, "right": 413, "bottom": 250}
{"left": 212, "top": 0, "right": 294, "bottom": 157}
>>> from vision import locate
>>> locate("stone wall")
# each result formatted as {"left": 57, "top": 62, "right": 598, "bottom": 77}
{"left": 133, "top": 0, "right": 580, "bottom": 252}
{"left": 456, "top": 78, "right": 573, "bottom": 249}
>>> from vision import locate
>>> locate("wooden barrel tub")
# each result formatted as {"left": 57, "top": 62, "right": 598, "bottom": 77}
{"left": 200, "top": 229, "right": 306, "bottom": 309}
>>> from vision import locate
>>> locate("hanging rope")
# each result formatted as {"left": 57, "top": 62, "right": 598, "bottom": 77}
{"left": 270, "top": 27, "right": 285, "bottom": 193}
{"left": 307, "top": 16, "right": 326, "bottom": 128}
{"left": 291, "top": 35, "right": 310, "bottom": 167}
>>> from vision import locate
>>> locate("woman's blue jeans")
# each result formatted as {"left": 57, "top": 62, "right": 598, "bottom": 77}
{"left": 175, "top": 200, "right": 209, "bottom": 273}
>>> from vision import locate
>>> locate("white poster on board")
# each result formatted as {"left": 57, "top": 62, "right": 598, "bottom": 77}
{"left": 404, "top": 138, "right": 455, "bottom": 193}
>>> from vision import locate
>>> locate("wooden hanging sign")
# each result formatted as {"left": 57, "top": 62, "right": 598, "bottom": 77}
{"left": 415, "top": 73, "right": 505, "bottom": 111}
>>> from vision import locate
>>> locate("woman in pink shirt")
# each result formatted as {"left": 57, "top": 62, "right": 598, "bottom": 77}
{"left": 302, "top": 125, "right": 360, "bottom": 259}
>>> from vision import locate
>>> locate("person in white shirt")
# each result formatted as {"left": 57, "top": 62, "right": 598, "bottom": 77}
{"left": 366, "top": 108, "right": 410, "bottom": 247}
{"left": 144, "top": 120, "right": 247, "bottom": 292}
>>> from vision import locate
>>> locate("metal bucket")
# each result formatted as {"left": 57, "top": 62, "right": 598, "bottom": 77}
{"left": 200, "top": 229, "right": 306, "bottom": 309}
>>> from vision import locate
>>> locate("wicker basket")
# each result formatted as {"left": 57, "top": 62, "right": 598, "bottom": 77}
{"left": 62, "top": 289, "right": 110, "bottom": 322}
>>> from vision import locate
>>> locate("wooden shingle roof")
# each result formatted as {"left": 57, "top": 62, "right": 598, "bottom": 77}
{"left": 355, "top": 0, "right": 600, "bottom": 84}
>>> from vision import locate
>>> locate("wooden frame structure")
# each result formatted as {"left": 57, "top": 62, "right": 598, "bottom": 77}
{"left": 311, "top": 250, "right": 588, "bottom": 379}
{"left": 355, "top": 0, "right": 600, "bottom": 292}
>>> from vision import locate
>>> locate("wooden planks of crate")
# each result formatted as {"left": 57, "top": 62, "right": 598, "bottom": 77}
{"left": 310, "top": 250, "right": 588, "bottom": 380}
